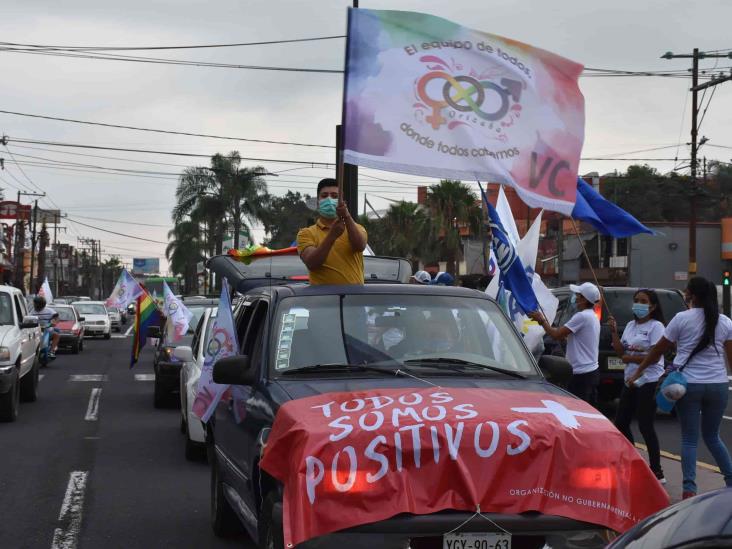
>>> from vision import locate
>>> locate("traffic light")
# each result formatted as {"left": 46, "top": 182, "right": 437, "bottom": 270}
{"left": 724, "top": 271, "right": 731, "bottom": 286}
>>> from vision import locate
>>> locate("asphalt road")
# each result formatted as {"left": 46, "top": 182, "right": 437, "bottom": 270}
{"left": 0, "top": 334, "right": 253, "bottom": 549}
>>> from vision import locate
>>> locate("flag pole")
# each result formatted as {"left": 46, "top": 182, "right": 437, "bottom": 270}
{"left": 336, "top": 7, "right": 355, "bottom": 204}
{"left": 568, "top": 216, "right": 611, "bottom": 316}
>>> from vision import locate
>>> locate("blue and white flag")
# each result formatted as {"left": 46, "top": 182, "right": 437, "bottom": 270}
{"left": 193, "top": 278, "right": 238, "bottom": 423}
{"left": 572, "top": 178, "right": 654, "bottom": 237}
{"left": 479, "top": 183, "right": 539, "bottom": 315}
{"left": 105, "top": 269, "right": 144, "bottom": 309}
{"left": 163, "top": 281, "right": 193, "bottom": 341}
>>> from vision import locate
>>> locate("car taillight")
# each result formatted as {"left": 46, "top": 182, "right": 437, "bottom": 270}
{"left": 72, "top": 323, "right": 81, "bottom": 334}
{"left": 570, "top": 467, "right": 617, "bottom": 490}
{"left": 593, "top": 302, "right": 602, "bottom": 322}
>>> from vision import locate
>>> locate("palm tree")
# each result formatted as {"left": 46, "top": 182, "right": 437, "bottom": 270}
{"left": 166, "top": 220, "right": 202, "bottom": 293}
{"left": 425, "top": 180, "right": 482, "bottom": 275}
{"left": 381, "top": 201, "right": 429, "bottom": 266}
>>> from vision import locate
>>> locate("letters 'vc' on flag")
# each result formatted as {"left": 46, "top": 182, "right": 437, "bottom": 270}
{"left": 342, "top": 9, "right": 585, "bottom": 215}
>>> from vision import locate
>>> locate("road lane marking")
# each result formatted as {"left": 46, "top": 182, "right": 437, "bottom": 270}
{"left": 635, "top": 443, "right": 721, "bottom": 473}
{"left": 84, "top": 388, "right": 102, "bottom": 421}
{"left": 69, "top": 375, "right": 107, "bottom": 382}
{"left": 51, "top": 471, "right": 89, "bottom": 549}
{"left": 125, "top": 324, "right": 134, "bottom": 336}
{"left": 39, "top": 374, "right": 45, "bottom": 381}
{"left": 724, "top": 416, "right": 732, "bottom": 421}
{"left": 134, "top": 374, "right": 155, "bottom": 381}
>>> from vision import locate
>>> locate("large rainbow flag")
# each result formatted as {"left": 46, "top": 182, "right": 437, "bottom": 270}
{"left": 130, "top": 291, "right": 161, "bottom": 368}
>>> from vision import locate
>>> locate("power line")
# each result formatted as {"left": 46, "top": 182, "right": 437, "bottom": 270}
{"left": 70, "top": 213, "right": 171, "bottom": 228}
{"left": 0, "top": 35, "right": 345, "bottom": 52}
{"left": 0, "top": 110, "right": 334, "bottom": 149}
{"left": 65, "top": 217, "right": 167, "bottom": 244}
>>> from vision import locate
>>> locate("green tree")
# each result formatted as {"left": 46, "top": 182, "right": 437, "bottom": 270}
{"left": 260, "top": 191, "right": 315, "bottom": 249}
{"left": 424, "top": 180, "right": 482, "bottom": 274}
{"left": 166, "top": 221, "right": 202, "bottom": 293}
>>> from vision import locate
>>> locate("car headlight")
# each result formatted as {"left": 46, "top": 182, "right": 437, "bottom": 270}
{"left": 0, "top": 347, "right": 11, "bottom": 361}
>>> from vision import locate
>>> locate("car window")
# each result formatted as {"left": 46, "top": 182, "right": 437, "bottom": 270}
{"left": 74, "top": 303, "right": 107, "bottom": 315}
{"left": 54, "top": 308, "right": 76, "bottom": 321}
{"left": 11, "top": 294, "right": 23, "bottom": 326}
{"left": 190, "top": 313, "right": 205, "bottom": 357}
{"left": 270, "top": 294, "right": 537, "bottom": 374}
{"left": 242, "top": 301, "right": 268, "bottom": 357}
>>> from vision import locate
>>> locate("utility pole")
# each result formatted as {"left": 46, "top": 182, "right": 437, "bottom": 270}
{"left": 662, "top": 49, "right": 732, "bottom": 277}
{"left": 15, "top": 191, "right": 43, "bottom": 293}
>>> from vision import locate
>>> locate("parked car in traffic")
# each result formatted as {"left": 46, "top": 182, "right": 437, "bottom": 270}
{"left": 0, "top": 285, "right": 42, "bottom": 422}
{"left": 173, "top": 306, "right": 217, "bottom": 460}
{"left": 151, "top": 298, "right": 216, "bottom": 408}
{"left": 204, "top": 276, "right": 667, "bottom": 548}
{"left": 544, "top": 286, "right": 687, "bottom": 408}
{"left": 53, "top": 305, "right": 85, "bottom": 354}
{"left": 73, "top": 301, "right": 111, "bottom": 339}
{"left": 107, "top": 307, "right": 122, "bottom": 332}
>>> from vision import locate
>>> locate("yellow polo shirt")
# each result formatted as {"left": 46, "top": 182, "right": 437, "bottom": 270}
{"left": 297, "top": 219, "right": 367, "bottom": 285}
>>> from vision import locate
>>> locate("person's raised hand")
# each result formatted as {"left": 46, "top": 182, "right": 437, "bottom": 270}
{"left": 527, "top": 311, "right": 545, "bottom": 324}
{"left": 608, "top": 315, "right": 618, "bottom": 333}
{"left": 336, "top": 201, "right": 350, "bottom": 221}
{"left": 329, "top": 218, "right": 346, "bottom": 239}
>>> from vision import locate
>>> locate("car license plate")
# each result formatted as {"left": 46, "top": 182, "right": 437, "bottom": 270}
{"left": 443, "top": 532, "right": 511, "bottom": 549}
{"left": 607, "top": 357, "right": 625, "bottom": 370}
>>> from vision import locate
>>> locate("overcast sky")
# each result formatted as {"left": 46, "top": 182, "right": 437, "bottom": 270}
{"left": 1, "top": 0, "right": 730, "bottom": 271}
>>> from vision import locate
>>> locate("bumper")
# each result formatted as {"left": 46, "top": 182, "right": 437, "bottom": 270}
{"left": 59, "top": 333, "right": 82, "bottom": 345}
{"left": 275, "top": 506, "right": 609, "bottom": 548}
{"left": 84, "top": 325, "right": 109, "bottom": 335}
{"left": 0, "top": 364, "right": 16, "bottom": 393}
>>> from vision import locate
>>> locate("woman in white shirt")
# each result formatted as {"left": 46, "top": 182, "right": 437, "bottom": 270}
{"left": 631, "top": 277, "right": 732, "bottom": 498}
{"left": 608, "top": 289, "right": 666, "bottom": 483}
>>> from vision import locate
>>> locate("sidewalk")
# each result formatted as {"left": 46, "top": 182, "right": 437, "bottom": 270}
{"left": 635, "top": 444, "right": 727, "bottom": 502}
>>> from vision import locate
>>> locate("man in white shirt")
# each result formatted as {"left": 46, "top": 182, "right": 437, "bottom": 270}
{"left": 529, "top": 282, "right": 601, "bottom": 404}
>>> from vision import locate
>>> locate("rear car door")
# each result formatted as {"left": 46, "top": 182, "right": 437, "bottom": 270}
{"left": 14, "top": 294, "right": 35, "bottom": 374}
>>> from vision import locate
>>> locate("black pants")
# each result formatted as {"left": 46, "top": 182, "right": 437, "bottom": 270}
{"left": 614, "top": 382, "right": 662, "bottom": 475}
{"left": 568, "top": 369, "right": 599, "bottom": 406}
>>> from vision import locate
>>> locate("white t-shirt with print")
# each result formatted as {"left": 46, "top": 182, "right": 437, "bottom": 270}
{"left": 664, "top": 309, "right": 732, "bottom": 384}
{"left": 564, "top": 308, "right": 600, "bottom": 374}
{"left": 621, "top": 319, "right": 665, "bottom": 385}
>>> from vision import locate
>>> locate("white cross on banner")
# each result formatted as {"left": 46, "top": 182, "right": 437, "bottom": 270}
{"left": 511, "top": 400, "right": 608, "bottom": 430}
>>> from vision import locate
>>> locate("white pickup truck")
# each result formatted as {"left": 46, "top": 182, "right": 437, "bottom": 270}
{"left": 0, "top": 285, "right": 42, "bottom": 422}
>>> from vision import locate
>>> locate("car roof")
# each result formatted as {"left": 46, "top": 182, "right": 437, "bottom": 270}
{"left": 0, "top": 284, "right": 22, "bottom": 294}
{"left": 180, "top": 298, "right": 219, "bottom": 306}
{"left": 71, "top": 301, "right": 106, "bottom": 305}
{"left": 244, "top": 283, "right": 491, "bottom": 301}
{"left": 553, "top": 286, "right": 681, "bottom": 294}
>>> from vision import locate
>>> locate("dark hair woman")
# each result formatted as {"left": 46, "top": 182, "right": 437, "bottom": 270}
{"left": 630, "top": 277, "right": 732, "bottom": 498}
{"left": 609, "top": 289, "right": 667, "bottom": 483}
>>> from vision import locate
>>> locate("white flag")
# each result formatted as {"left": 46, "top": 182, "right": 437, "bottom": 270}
{"left": 106, "top": 269, "right": 144, "bottom": 309}
{"left": 163, "top": 281, "right": 193, "bottom": 341}
{"left": 39, "top": 277, "right": 54, "bottom": 305}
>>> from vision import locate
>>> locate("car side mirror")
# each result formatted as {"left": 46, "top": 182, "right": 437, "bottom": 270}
{"left": 538, "top": 355, "right": 572, "bottom": 385}
{"left": 173, "top": 346, "right": 194, "bottom": 363}
{"left": 213, "top": 355, "right": 255, "bottom": 386}
{"left": 146, "top": 325, "right": 161, "bottom": 338}
{"left": 78, "top": 316, "right": 85, "bottom": 322}
{"left": 21, "top": 315, "right": 39, "bottom": 329}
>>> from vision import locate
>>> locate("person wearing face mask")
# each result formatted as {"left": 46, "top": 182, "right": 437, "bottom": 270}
{"left": 608, "top": 289, "right": 666, "bottom": 483}
{"left": 529, "top": 282, "right": 601, "bottom": 404}
{"left": 297, "top": 178, "right": 368, "bottom": 285}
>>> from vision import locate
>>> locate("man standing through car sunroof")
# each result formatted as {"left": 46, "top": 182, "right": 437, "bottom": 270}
{"left": 297, "top": 178, "right": 368, "bottom": 285}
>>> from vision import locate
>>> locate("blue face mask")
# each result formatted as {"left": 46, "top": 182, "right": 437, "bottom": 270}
{"left": 632, "top": 303, "right": 650, "bottom": 318}
{"left": 318, "top": 197, "right": 338, "bottom": 219}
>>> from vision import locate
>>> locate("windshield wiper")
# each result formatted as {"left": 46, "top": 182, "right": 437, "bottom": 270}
{"left": 402, "top": 358, "right": 527, "bottom": 379}
{"left": 281, "top": 363, "right": 403, "bottom": 376}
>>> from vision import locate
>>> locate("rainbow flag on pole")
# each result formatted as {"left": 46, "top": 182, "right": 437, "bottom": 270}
{"left": 130, "top": 291, "right": 161, "bottom": 368}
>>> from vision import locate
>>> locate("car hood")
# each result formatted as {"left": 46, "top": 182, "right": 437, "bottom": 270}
{"left": 0, "top": 324, "right": 17, "bottom": 346}
{"left": 57, "top": 320, "right": 76, "bottom": 330}
{"left": 274, "top": 376, "right": 563, "bottom": 402}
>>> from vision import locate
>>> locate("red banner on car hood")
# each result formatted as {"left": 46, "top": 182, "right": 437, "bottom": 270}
{"left": 260, "top": 387, "right": 669, "bottom": 547}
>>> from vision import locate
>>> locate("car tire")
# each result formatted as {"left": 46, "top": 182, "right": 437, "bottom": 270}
{"left": 0, "top": 368, "right": 20, "bottom": 422}
{"left": 180, "top": 415, "right": 186, "bottom": 434}
{"left": 211, "top": 449, "right": 241, "bottom": 537}
{"left": 71, "top": 339, "right": 81, "bottom": 354}
{"left": 104, "top": 331, "right": 111, "bottom": 340}
{"left": 20, "top": 358, "right": 39, "bottom": 403}
{"left": 259, "top": 492, "right": 284, "bottom": 549}
{"left": 79, "top": 339, "right": 84, "bottom": 352}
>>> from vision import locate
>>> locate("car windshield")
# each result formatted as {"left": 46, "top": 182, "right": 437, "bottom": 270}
{"left": 0, "top": 294, "right": 13, "bottom": 326}
{"left": 74, "top": 304, "right": 106, "bottom": 315}
{"left": 163, "top": 305, "right": 209, "bottom": 346}
{"left": 55, "top": 308, "right": 76, "bottom": 322}
{"left": 270, "top": 294, "right": 537, "bottom": 375}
